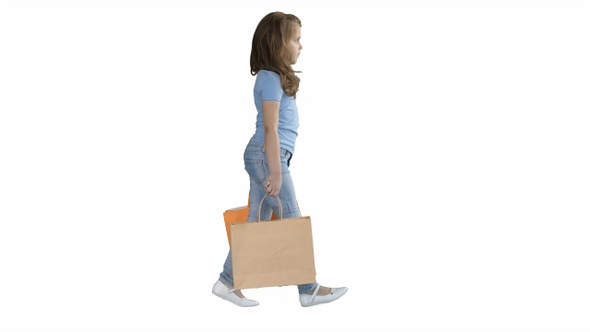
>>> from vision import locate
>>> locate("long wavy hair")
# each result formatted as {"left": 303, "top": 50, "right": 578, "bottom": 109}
{"left": 250, "top": 12, "right": 301, "bottom": 97}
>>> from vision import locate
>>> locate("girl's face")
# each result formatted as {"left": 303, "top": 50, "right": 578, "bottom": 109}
{"left": 286, "top": 24, "right": 302, "bottom": 65}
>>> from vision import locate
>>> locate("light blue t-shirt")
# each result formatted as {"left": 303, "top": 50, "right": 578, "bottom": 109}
{"left": 250, "top": 70, "right": 299, "bottom": 154}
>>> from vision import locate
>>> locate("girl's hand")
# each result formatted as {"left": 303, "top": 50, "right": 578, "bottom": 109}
{"left": 265, "top": 174, "right": 282, "bottom": 198}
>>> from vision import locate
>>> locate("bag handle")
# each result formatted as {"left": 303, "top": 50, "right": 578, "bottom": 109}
{"left": 257, "top": 193, "right": 283, "bottom": 222}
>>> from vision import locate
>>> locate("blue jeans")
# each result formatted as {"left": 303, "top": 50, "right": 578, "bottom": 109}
{"left": 218, "top": 140, "right": 318, "bottom": 295}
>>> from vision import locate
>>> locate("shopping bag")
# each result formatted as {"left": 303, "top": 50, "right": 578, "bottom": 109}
{"left": 230, "top": 194, "right": 316, "bottom": 289}
{"left": 223, "top": 205, "right": 249, "bottom": 246}
{"left": 223, "top": 194, "right": 276, "bottom": 246}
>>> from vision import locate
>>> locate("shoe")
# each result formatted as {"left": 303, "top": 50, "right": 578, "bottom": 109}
{"left": 299, "top": 284, "right": 348, "bottom": 307}
{"left": 212, "top": 279, "right": 259, "bottom": 307}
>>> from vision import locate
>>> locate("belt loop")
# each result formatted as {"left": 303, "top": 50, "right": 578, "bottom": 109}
{"left": 262, "top": 144, "right": 265, "bottom": 153}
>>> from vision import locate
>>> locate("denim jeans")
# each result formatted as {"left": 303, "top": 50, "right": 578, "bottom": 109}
{"left": 218, "top": 140, "right": 318, "bottom": 295}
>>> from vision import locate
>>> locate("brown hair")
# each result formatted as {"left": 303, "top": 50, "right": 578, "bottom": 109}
{"left": 250, "top": 11, "right": 301, "bottom": 97}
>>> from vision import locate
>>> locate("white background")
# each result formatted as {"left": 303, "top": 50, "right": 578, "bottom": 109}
{"left": 1, "top": 0, "right": 589, "bottom": 331}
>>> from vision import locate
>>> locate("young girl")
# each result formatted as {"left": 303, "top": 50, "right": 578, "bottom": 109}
{"left": 212, "top": 11, "right": 348, "bottom": 307}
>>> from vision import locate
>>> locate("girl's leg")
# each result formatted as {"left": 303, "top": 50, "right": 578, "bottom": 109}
{"left": 218, "top": 142, "right": 272, "bottom": 287}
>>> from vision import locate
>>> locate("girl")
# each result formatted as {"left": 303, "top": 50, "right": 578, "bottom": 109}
{"left": 212, "top": 11, "right": 348, "bottom": 307}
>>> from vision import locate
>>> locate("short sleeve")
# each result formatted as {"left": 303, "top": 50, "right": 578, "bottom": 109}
{"left": 257, "top": 70, "right": 284, "bottom": 101}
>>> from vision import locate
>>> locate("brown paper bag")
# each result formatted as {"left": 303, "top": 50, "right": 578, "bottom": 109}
{"left": 230, "top": 195, "right": 317, "bottom": 289}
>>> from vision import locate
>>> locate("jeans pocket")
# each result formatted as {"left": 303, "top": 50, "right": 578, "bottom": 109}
{"left": 244, "top": 159, "right": 267, "bottom": 185}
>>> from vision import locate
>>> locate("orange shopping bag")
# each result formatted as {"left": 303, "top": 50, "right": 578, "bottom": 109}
{"left": 223, "top": 195, "right": 276, "bottom": 246}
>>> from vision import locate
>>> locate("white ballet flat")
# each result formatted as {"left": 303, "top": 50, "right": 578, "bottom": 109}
{"left": 299, "top": 284, "right": 348, "bottom": 307}
{"left": 212, "top": 280, "right": 259, "bottom": 307}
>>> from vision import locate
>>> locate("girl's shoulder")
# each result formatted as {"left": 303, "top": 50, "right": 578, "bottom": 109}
{"left": 256, "top": 70, "right": 281, "bottom": 84}
{"left": 257, "top": 69, "right": 279, "bottom": 78}
{"left": 254, "top": 70, "right": 284, "bottom": 96}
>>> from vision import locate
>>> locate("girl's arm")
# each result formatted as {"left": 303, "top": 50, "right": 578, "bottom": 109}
{"left": 262, "top": 100, "right": 282, "bottom": 197}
